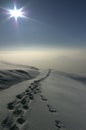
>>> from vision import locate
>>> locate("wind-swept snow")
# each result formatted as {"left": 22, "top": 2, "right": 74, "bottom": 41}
{"left": 0, "top": 66, "right": 86, "bottom": 130}
{"left": 0, "top": 61, "right": 39, "bottom": 90}
{"left": 41, "top": 70, "right": 86, "bottom": 130}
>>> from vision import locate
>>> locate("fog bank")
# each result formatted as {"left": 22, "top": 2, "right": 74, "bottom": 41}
{"left": 0, "top": 48, "right": 86, "bottom": 73}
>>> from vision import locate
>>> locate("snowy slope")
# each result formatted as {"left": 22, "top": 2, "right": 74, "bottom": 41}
{"left": 0, "top": 67, "right": 86, "bottom": 130}
{"left": 41, "top": 70, "right": 86, "bottom": 130}
{"left": 0, "top": 69, "right": 49, "bottom": 130}
{"left": 0, "top": 61, "right": 40, "bottom": 90}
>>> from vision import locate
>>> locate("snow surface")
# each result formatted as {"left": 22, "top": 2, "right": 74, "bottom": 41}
{"left": 0, "top": 61, "right": 39, "bottom": 90}
{"left": 0, "top": 62, "right": 86, "bottom": 130}
{"left": 41, "top": 70, "right": 86, "bottom": 130}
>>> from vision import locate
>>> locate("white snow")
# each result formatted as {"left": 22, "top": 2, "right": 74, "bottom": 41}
{"left": 41, "top": 70, "right": 86, "bottom": 130}
{"left": 0, "top": 61, "right": 86, "bottom": 130}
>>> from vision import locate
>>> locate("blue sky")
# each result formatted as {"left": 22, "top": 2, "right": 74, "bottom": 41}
{"left": 0, "top": 0, "right": 86, "bottom": 50}
{"left": 0, "top": 0, "right": 86, "bottom": 73}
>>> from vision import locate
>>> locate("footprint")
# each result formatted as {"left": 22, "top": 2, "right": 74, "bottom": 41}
{"left": 30, "top": 87, "right": 34, "bottom": 91}
{"left": 55, "top": 120, "right": 65, "bottom": 130}
{"left": 25, "top": 89, "right": 30, "bottom": 93}
{"left": 13, "top": 108, "right": 23, "bottom": 116}
{"left": 47, "top": 104, "right": 56, "bottom": 113}
{"left": 33, "top": 84, "right": 38, "bottom": 88}
{"left": 23, "top": 104, "right": 29, "bottom": 110}
{"left": 30, "top": 82, "right": 34, "bottom": 86}
{"left": 20, "top": 96, "right": 29, "bottom": 105}
{"left": 36, "top": 88, "right": 41, "bottom": 93}
{"left": 28, "top": 93, "right": 34, "bottom": 100}
{"left": 17, "top": 116, "right": 25, "bottom": 125}
{"left": 33, "top": 90, "right": 37, "bottom": 94}
{"left": 37, "top": 90, "right": 42, "bottom": 93}
{"left": 10, "top": 124, "right": 19, "bottom": 130}
{"left": 16, "top": 94, "right": 23, "bottom": 99}
{"left": 21, "top": 98, "right": 27, "bottom": 105}
{"left": 22, "top": 101, "right": 29, "bottom": 110}
{"left": 1, "top": 116, "right": 14, "bottom": 128}
{"left": 40, "top": 95, "right": 47, "bottom": 101}
{"left": 7, "top": 102, "right": 15, "bottom": 110}
{"left": 36, "top": 88, "right": 40, "bottom": 91}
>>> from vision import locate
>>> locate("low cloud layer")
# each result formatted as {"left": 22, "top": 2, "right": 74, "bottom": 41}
{"left": 0, "top": 48, "right": 86, "bottom": 73}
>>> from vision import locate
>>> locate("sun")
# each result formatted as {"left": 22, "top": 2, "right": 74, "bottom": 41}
{"left": 1, "top": 3, "right": 40, "bottom": 24}
{"left": 8, "top": 5, "right": 24, "bottom": 21}
{"left": 9, "top": 7, "right": 23, "bottom": 20}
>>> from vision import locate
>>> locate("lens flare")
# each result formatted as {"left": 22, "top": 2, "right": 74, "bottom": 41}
{"left": 8, "top": 5, "right": 25, "bottom": 21}
{"left": 0, "top": 3, "right": 41, "bottom": 24}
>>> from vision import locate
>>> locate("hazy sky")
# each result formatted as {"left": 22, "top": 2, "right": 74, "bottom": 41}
{"left": 0, "top": 0, "right": 86, "bottom": 73}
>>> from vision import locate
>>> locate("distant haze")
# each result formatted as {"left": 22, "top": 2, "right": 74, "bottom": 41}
{"left": 0, "top": 48, "right": 86, "bottom": 73}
